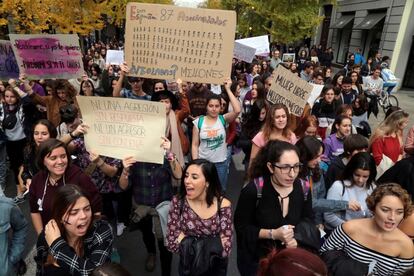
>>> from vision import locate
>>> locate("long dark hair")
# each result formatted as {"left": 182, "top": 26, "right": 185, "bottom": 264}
{"left": 79, "top": 79, "right": 96, "bottom": 96}
{"left": 242, "top": 99, "right": 269, "bottom": 139}
{"left": 36, "top": 138, "right": 70, "bottom": 171}
{"left": 296, "top": 136, "right": 323, "bottom": 182}
{"left": 51, "top": 184, "right": 93, "bottom": 256}
{"left": 249, "top": 140, "right": 299, "bottom": 180}
{"left": 25, "top": 119, "right": 57, "bottom": 156}
{"left": 179, "top": 159, "right": 222, "bottom": 207}
{"left": 331, "top": 115, "right": 351, "bottom": 135}
{"left": 341, "top": 152, "right": 376, "bottom": 189}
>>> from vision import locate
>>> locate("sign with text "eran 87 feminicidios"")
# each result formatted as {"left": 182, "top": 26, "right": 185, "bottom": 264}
{"left": 266, "top": 66, "right": 313, "bottom": 116}
{"left": 9, "top": 34, "right": 84, "bottom": 79}
{"left": 125, "top": 3, "right": 236, "bottom": 84}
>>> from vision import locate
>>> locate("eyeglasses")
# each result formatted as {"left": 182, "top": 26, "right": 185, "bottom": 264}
{"left": 272, "top": 163, "right": 302, "bottom": 174}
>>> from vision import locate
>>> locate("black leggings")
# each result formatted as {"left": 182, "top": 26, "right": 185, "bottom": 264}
{"left": 6, "top": 138, "right": 26, "bottom": 186}
{"left": 101, "top": 190, "right": 132, "bottom": 224}
{"left": 138, "top": 215, "right": 172, "bottom": 276}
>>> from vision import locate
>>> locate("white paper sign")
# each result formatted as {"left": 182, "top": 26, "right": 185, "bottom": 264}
{"left": 236, "top": 35, "right": 269, "bottom": 56}
{"left": 233, "top": 42, "right": 256, "bottom": 63}
{"left": 106, "top": 50, "right": 124, "bottom": 65}
{"left": 307, "top": 83, "right": 324, "bottom": 108}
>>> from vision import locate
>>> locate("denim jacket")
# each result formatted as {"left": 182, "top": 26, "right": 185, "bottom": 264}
{"left": 301, "top": 171, "right": 348, "bottom": 225}
{"left": 0, "top": 196, "right": 28, "bottom": 276}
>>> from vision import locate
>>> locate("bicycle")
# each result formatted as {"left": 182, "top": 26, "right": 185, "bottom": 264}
{"left": 376, "top": 90, "right": 399, "bottom": 113}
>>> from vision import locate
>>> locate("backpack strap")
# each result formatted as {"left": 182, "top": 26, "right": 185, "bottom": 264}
{"left": 218, "top": 114, "right": 226, "bottom": 127}
{"left": 341, "top": 180, "right": 346, "bottom": 196}
{"left": 197, "top": 115, "right": 204, "bottom": 130}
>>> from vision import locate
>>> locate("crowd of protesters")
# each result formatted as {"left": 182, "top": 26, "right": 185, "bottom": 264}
{"left": 1, "top": 37, "right": 414, "bottom": 276}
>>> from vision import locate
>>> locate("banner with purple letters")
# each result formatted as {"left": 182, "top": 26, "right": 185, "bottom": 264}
{"left": 9, "top": 34, "right": 84, "bottom": 79}
{"left": 0, "top": 40, "right": 19, "bottom": 80}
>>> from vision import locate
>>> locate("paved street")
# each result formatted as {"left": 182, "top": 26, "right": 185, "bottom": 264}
{"left": 5, "top": 88, "right": 414, "bottom": 276}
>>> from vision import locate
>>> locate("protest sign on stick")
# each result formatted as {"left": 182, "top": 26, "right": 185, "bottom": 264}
{"left": 266, "top": 66, "right": 313, "bottom": 116}
{"left": 9, "top": 34, "right": 84, "bottom": 79}
{"left": 106, "top": 50, "right": 124, "bottom": 65}
{"left": 76, "top": 96, "right": 166, "bottom": 164}
{"left": 0, "top": 40, "right": 19, "bottom": 80}
{"left": 233, "top": 42, "right": 256, "bottom": 63}
{"left": 125, "top": 3, "right": 236, "bottom": 84}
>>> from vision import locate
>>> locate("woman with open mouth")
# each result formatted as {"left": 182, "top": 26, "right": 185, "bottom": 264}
{"left": 166, "top": 159, "right": 233, "bottom": 276}
{"left": 321, "top": 183, "right": 414, "bottom": 275}
{"left": 35, "top": 184, "right": 113, "bottom": 275}
{"left": 29, "top": 138, "right": 102, "bottom": 235}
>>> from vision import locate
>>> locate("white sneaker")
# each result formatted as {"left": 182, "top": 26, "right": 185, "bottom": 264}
{"left": 116, "top": 222, "right": 126, "bottom": 236}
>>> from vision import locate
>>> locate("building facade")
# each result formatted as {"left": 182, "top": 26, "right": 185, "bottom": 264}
{"left": 314, "top": 0, "right": 414, "bottom": 89}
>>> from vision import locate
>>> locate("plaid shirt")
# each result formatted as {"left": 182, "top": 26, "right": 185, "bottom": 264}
{"left": 128, "top": 159, "right": 173, "bottom": 207}
{"left": 72, "top": 138, "right": 122, "bottom": 193}
{"left": 35, "top": 220, "right": 113, "bottom": 276}
{"left": 120, "top": 88, "right": 151, "bottom": 100}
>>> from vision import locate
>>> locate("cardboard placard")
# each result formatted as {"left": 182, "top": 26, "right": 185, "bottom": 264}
{"left": 76, "top": 96, "right": 166, "bottom": 164}
{"left": 266, "top": 66, "right": 313, "bottom": 116}
{"left": 0, "top": 40, "right": 19, "bottom": 80}
{"left": 106, "top": 50, "right": 124, "bottom": 65}
{"left": 233, "top": 41, "right": 256, "bottom": 63}
{"left": 125, "top": 3, "right": 236, "bottom": 84}
{"left": 9, "top": 34, "right": 84, "bottom": 79}
{"left": 235, "top": 35, "right": 269, "bottom": 56}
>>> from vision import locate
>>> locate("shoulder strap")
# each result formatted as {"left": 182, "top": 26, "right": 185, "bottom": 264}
{"left": 254, "top": 177, "right": 264, "bottom": 202}
{"left": 197, "top": 115, "right": 204, "bottom": 130}
{"left": 341, "top": 180, "right": 346, "bottom": 196}
{"left": 219, "top": 114, "right": 226, "bottom": 127}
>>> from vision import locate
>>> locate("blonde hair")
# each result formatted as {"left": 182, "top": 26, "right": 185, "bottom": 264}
{"left": 369, "top": 110, "right": 409, "bottom": 147}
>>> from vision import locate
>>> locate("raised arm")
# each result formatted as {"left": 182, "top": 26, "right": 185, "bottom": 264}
{"left": 223, "top": 78, "right": 241, "bottom": 123}
{"left": 113, "top": 62, "right": 128, "bottom": 97}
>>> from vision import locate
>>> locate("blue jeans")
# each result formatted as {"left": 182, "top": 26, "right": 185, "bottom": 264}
{"left": 383, "top": 82, "right": 397, "bottom": 94}
{"left": 0, "top": 142, "right": 6, "bottom": 196}
{"left": 214, "top": 160, "right": 228, "bottom": 191}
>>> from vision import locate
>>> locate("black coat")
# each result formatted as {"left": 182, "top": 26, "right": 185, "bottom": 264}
{"left": 234, "top": 176, "right": 314, "bottom": 276}
{"left": 377, "top": 157, "right": 414, "bottom": 201}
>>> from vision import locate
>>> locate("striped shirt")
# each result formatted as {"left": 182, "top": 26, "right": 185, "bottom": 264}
{"left": 320, "top": 224, "right": 414, "bottom": 275}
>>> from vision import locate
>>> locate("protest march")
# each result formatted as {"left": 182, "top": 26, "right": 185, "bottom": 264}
{"left": 1, "top": 1, "right": 414, "bottom": 276}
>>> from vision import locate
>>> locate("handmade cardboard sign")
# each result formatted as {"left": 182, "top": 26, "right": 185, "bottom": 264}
{"left": 125, "top": 3, "right": 236, "bottom": 84}
{"left": 76, "top": 96, "right": 166, "bottom": 164}
{"left": 9, "top": 34, "right": 84, "bottom": 79}
{"left": 266, "top": 66, "right": 313, "bottom": 116}
{"left": 0, "top": 40, "right": 19, "bottom": 80}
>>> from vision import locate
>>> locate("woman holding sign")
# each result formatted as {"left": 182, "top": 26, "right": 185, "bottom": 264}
{"left": 3, "top": 78, "right": 36, "bottom": 200}
{"left": 27, "top": 79, "right": 79, "bottom": 127}
{"left": 192, "top": 78, "right": 241, "bottom": 191}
